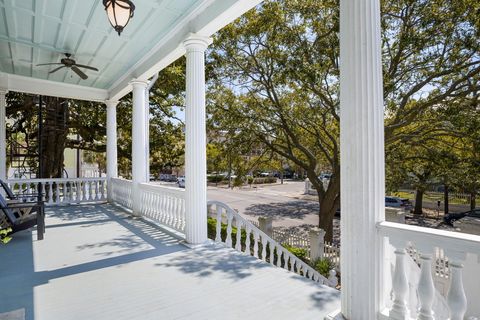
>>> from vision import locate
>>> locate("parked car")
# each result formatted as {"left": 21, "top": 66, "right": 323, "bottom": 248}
{"left": 336, "top": 196, "right": 413, "bottom": 216}
{"left": 385, "top": 196, "right": 413, "bottom": 212}
{"left": 159, "top": 174, "right": 177, "bottom": 182}
{"left": 443, "top": 209, "right": 480, "bottom": 226}
{"left": 177, "top": 176, "right": 185, "bottom": 188}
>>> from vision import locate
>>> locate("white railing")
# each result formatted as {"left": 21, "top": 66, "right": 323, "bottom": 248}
{"left": 110, "top": 178, "right": 133, "bottom": 209}
{"left": 6, "top": 178, "right": 107, "bottom": 205}
{"left": 379, "top": 221, "right": 480, "bottom": 319}
{"left": 207, "top": 200, "right": 338, "bottom": 288}
{"left": 138, "top": 183, "right": 185, "bottom": 233}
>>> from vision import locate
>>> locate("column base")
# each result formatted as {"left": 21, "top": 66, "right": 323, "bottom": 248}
{"left": 325, "top": 310, "right": 346, "bottom": 320}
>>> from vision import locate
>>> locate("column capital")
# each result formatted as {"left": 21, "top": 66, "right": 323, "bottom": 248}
{"left": 183, "top": 33, "right": 213, "bottom": 52}
{"left": 129, "top": 79, "right": 149, "bottom": 89}
{"left": 105, "top": 100, "right": 119, "bottom": 108}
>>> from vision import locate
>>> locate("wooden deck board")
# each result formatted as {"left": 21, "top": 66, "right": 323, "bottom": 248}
{"left": 0, "top": 204, "right": 340, "bottom": 320}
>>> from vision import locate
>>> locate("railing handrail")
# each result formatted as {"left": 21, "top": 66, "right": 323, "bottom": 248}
{"left": 378, "top": 221, "right": 480, "bottom": 253}
{"left": 6, "top": 177, "right": 107, "bottom": 184}
{"left": 138, "top": 182, "right": 185, "bottom": 197}
{"left": 207, "top": 200, "right": 336, "bottom": 287}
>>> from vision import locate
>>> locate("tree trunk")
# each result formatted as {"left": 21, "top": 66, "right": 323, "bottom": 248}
{"left": 315, "top": 174, "right": 340, "bottom": 243}
{"left": 470, "top": 190, "right": 476, "bottom": 211}
{"left": 414, "top": 188, "right": 424, "bottom": 215}
{"left": 39, "top": 97, "right": 68, "bottom": 178}
{"left": 318, "top": 203, "right": 336, "bottom": 243}
{"left": 444, "top": 185, "right": 449, "bottom": 216}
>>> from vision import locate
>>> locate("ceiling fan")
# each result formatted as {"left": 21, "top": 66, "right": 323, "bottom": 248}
{"left": 36, "top": 53, "right": 99, "bottom": 80}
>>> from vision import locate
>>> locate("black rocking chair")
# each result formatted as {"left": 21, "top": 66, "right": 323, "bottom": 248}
{"left": 0, "top": 191, "right": 45, "bottom": 240}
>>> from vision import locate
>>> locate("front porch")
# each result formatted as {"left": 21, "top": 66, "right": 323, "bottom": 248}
{"left": 0, "top": 203, "right": 340, "bottom": 320}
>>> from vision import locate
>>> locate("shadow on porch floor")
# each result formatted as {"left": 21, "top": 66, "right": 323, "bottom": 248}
{"left": 0, "top": 204, "right": 340, "bottom": 320}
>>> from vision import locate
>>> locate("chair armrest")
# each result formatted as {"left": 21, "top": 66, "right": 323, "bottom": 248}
{"left": 16, "top": 193, "right": 40, "bottom": 198}
{"left": 2, "top": 203, "right": 43, "bottom": 210}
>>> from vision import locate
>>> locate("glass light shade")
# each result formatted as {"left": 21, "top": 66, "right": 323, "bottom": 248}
{"left": 103, "top": 0, "right": 135, "bottom": 36}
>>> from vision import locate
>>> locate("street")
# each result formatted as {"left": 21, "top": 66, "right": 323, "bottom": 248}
{"left": 207, "top": 181, "right": 331, "bottom": 235}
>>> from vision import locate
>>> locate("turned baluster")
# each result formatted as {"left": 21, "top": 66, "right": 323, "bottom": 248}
{"left": 253, "top": 230, "right": 259, "bottom": 258}
{"left": 68, "top": 182, "right": 74, "bottom": 202}
{"left": 25, "top": 183, "right": 30, "bottom": 197}
{"left": 89, "top": 181, "right": 94, "bottom": 201}
{"left": 284, "top": 254, "right": 290, "bottom": 271}
{"left": 94, "top": 181, "right": 99, "bottom": 200}
{"left": 163, "top": 195, "right": 168, "bottom": 224}
{"left": 389, "top": 241, "right": 409, "bottom": 320}
{"left": 261, "top": 235, "right": 267, "bottom": 262}
{"left": 172, "top": 197, "right": 179, "bottom": 229}
{"left": 62, "top": 182, "right": 69, "bottom": 203}
{"left": 77, "top": 181, "right": 82, "bottom": 202}
{"left": 417, "top": 253, "right": 435, "bottom": 320}
{"left": 245, "top": 225, "right": 251, "bottom": 255}
{"left": 83, "top": 181, "right": 89, "bottom": 201}
{"left": 235, "top": 218, "right": 242, "bottom": 251}
{"left": 225, "top": 210, "right": 233, "bottom": 247}
{"left": 447, "top": 259, "right": 467, "bottom": 320}
{"left": 276, "top": 246, "right": 282, "bottom": 267}
{"left": 99, "top": 180, "right": 105, "bottom": 200}
{"left": 47, "top": 182, "right": 54, "bottom": 205}
{"left": 54, "top": 182, "right": 60, "bottom": 204}
{"left": 180, "top": 199, "right": 185, "bottom": 230}
{"left": 159, "top": 194, "right": 165, "bottom": 222}
{"left": 165, "top": 196, "right": 171, "bottom": 225}
{"left": 268, "top": 241, "right": 275, "bottom": 265}
{"left": 153, "top": 194, "right": 159, "bottom": 220}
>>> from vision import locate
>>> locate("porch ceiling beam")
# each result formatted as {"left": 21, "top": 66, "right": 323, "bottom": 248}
{"left": 107, "top": 0, "right": 263, "bottom": 102}
{"left": 0, "top": 72, "right": 109, "bottom": 102}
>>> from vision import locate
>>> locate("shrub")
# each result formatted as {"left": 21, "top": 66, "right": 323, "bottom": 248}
{"left": 207, "top": 175, "right": 225, "bottom": 183}
{"left": 312, "top": 258, "right": 335, "bottom": 278}
{"left": 283, "top": 244, "right": 309, "bottom": 263}
{"left": 0, "top": 227, "right": 12, "bottom": 244}
{"left": 252, "top": 177, "right": 277, "bottom": 184}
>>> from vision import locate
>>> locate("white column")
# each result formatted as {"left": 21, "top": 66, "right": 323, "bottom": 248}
{"left": 105, "top": 100, "right": 118, "bottom": 201}
{"left": 183, "top": 34, "right": 212, "bottom": 244}
{"left": 145, "top": 73, "right": 158, "bottom": 181}
{"left": 0, "top": 89, "right": 7, "bottom": 181}
{"left": 339, "top": 0, "right": 385, "bottom": 318}
{"left": 130, "top": 80, "right": 149, "bottom": 215}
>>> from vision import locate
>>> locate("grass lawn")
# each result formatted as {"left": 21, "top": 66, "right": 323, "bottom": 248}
{"left": 391, "top": 190, "right": 470, "bottom": 206}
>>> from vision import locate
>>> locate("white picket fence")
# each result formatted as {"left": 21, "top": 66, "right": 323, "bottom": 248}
{"left": 271, "top": 228, "right": 310, "bottom": 250}
{"left": 6, "top": 178, "right": 107, "bottom": 205}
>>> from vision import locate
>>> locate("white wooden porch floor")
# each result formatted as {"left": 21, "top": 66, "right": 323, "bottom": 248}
{"left": 0, "top": 204, "right": 340, "bottom": 320}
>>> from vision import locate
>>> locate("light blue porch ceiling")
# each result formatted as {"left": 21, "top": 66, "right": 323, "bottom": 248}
{"left": 0, "top": 0, "right": 263, "bottom": 101}
{"left": 0, "top": 0, "right": 203, "bottom": 89}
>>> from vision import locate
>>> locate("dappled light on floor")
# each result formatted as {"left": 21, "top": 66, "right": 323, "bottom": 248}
{"left": 0, "top": 204, "right": 340, "bottom": 320}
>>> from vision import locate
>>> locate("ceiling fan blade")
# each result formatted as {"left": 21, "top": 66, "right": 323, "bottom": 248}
{"left": 74, "top": 64, "right": 99, "bottom": 72}
{"left": 37, "top": 63, "right": 63, "bottom": 66}
{"left": 48, "top": 66, "right": 66, "bottom": 74}
{"left": 71, "top": 66, "right": 88, "bottom": 80}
